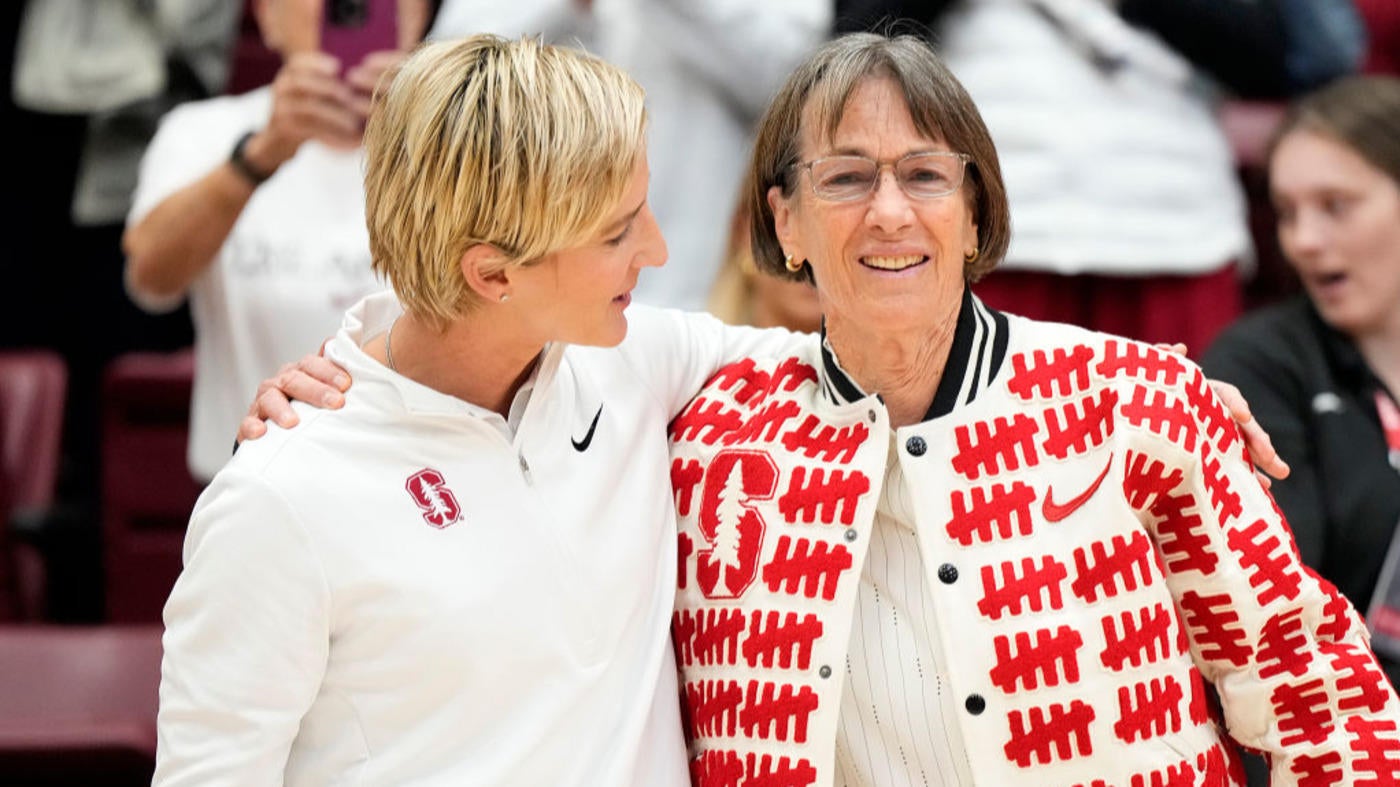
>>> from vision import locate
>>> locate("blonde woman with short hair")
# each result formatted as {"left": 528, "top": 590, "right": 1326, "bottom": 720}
{"left": 155, "top": 35, "right": 795, "bottom": 786}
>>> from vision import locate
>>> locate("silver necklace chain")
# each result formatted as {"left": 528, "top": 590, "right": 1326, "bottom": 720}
{"left": 384, "top": 316, "right": 399, "bottom": 372}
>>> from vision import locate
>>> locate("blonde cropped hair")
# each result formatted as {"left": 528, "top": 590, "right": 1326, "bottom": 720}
{"left": 363, "top": 35, "right": 648, "bottom": 327}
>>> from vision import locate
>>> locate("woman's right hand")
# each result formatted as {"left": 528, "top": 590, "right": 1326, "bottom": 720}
{"left": 238, "top": 353, "right": 352, "bottom": 442}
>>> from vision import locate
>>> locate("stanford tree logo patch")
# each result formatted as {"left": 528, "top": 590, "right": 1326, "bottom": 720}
{"left": 405, "top": 468, "right": 463, "bottom": 529}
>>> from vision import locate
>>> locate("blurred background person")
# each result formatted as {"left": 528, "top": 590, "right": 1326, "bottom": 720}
{"left": 1203, "top": 75, "right": 1400, "bottom": 688}
{"left": 3, "top": 0, "right": 240, "bottom": 619}
{"left": 122, "top": 0, "right": 437, "bottom": 483}
{"left": 705, "top": 186, "right": 822, "bottom": 332}
{"left": 588, "top": 0, "right": 831, "bottom": 311}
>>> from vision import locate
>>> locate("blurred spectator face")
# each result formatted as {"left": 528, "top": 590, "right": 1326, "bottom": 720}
{"left": 1271, "top": 129, "right": 1400, "bottom": 338}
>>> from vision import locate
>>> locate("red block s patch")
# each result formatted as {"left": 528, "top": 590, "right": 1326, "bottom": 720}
{"left": 696, "top": 450, "right": 778, "bottom": 599}
{"left": 405, "top": 468, "right": 463, "bottom": 529}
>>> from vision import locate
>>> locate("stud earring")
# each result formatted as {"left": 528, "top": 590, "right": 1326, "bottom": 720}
{"left": 499, "top": 293, "right": 511, "bottom": 303}
{"left": 784, "top": 254, "right": 803, "bottom": 273}
{"left": 964, "top": 247, "right": 980, "bottom": 264}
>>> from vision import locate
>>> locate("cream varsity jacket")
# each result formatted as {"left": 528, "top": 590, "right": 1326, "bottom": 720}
{"left": 669, "top": 310, "right": 1400, "bottom": 787}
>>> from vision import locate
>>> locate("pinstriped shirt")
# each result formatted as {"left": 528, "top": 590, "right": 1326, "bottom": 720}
{"left": 825, "top": 290, "right": 1008, "bottom": 787}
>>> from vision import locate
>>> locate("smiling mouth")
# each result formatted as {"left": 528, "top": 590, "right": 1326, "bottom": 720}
{"left": 861, "top": 254, "right": 928, "bottom": 271}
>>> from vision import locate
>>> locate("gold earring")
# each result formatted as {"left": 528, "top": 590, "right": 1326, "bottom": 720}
{"left": 784, "top": 254, "right": 803, "bottom": 273}
{"left": 964, "top": 247, "right": 980, "bottom": 264}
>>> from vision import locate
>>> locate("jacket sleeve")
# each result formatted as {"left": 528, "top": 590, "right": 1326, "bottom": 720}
{"left": 154, "top": 470, "right": 331, "bottom": 786}
{"left": 1138, "top": 363, "right": 1400, "bottom": 783}
{"left": 1200, "top": 325, "right": 1327, "bottom": 566}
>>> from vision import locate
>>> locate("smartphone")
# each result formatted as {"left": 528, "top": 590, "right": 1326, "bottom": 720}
{"left": 320, "top": 0, "right": 399, "bottom": 75}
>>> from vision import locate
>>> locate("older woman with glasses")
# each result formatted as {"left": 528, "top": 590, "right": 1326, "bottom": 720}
{"left": 241, "top": 33, "right": 1397, "bottom": 787}
{"left": 659, "top": 33, "right": 1400, "bottom": 785}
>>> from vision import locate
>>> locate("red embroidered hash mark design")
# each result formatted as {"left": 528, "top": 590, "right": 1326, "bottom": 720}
{"left": 1003, "top": 700, "right": 1096, "bottom": 767}
{"left": 1344, "top": 715, "right": 1400, "bottom": 786}
{"left": 945, "top": 482, "right": 1036, "bottom": 545}
{"left": 695, "top": 450, "right": 778, "bottom": 599}
{"left": 771, "top": 358, "right": 819, "bottom": 393}
{"left": 1317, "top": 579, "right": 1353, "bottom": 642}
{"left": 778, "top": 466, "right": 870, "bottom": 526}
{"left": 1128, "top": 761, "right": 1195, "bottom": 787}
{"left": 762, "top": 535, "right": 852, "bottom": 601}
{"left": 1007, "top": 346, "right": 1096, "bottom": 400}
{"left": 1114, "top": 676, "right": 1184, "bottom": 743}
{"left": 745, "top": 753, "right": 819, "bottom": 787}
{"left": 1257, "top": 608, "right": 1313, "bottom": 680}
{"left": 743, "top": 611, "right": 823, "bottom": 670}
{"left": 1322, "top": 642, "right": 1393, "bottom": 714}
{"left": 1196, "top": 745, "right": 1231, "bottom": 787}
{"left": 1178, "top": 590, "right": 1252, "bottom": 666}
{"left": 1200, "top": 447, "right": 1244, "bottom": 524}
{"left": 671, "top": 458, "right": 704, "bottom": 516}
{"left": 1272, "top": 678, "right": 1334, "bottom": 747}
{"left": 673, "top": 610, "right": 825, "bottom": 671}
{"left": 722, "top": 399, "right": 801, "bottom": 446}
{"left": 1096, "top": 340, "right": 1187, "bottom": 386}
{"left": 1226, "top": 518, "right": 1303, "bottom": 606}
{"left": 1041, "top": 389, "right": 1119, "bottom": 459}
{"left": 404, "top": 468, "right": 462, "bottom": 529}
{"left": 1121, "top": 451, "right": 1185, "bottom": 511}
{"left": 690, "top": 750, "right": 744, "bottom": 787}
{"left": 1071, "top": 531, "right": 1154, "bottom": 603}
{"left": 989, "top": 625, "right": 1083, "bottom": 692}
{"left": 686, "top": 679, "right": 744, "bottom": 738}
{"left": 1187, "top": 670, "right": 1209, "bottom": 725}
{"left": 1290, "top": 752, "right": 1344, "bottom": 787}
{"left": 741, "top": 680, "right": 819, "bottom": 743}
{"left": 710, "top": 359, "right": 771, "bottom": 408}
{"left": 690, "top": 751, "right": 821, "bottom": 787}
{"left": 1185, "top": 368, "right": 1240, "bottom": 454}
{"left": 673, "top": 608, "right": 746, "bottom": 667}
{"left": 1149, "top": 490, "right": 1218, "bottom": 576}
{"left": 678, "top": 532, "right": 694, "bottom": 590}
{"left": 672, "top": 397, "right": 745, "bottom": 445}
{"left": 978, "top": 556, "right": 1069, "bottom": 620}
{"left": 780, "top": 415, "right": 867, "bottom": 464}
{"left": 1100, "top": 603, "right": 1174, "bottom": 671}
{"left": 1121, "top": 388, "right": 1197, "bottom": 452}
{"left": 951, "top": 414, "right": 1041, "bottom": 480}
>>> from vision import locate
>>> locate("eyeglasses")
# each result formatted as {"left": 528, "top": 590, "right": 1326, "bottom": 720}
{"left": 796, "top": 152, "right": 972, "bottom": 202}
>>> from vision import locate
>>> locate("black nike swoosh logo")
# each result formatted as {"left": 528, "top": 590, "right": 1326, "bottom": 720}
{"left": 572, "top": 405, "right": 603, "bottom": 452}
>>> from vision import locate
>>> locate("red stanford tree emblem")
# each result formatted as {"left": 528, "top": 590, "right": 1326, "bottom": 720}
{"left": 405, "top": 468, "right": 463, "bottom": 529}
{"left": 697, "top": 450, "right": 778, "bottom": 599}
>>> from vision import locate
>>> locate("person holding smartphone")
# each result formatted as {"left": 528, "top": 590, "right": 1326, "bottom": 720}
{"left": 121, "top": 0, "right": 436, "bottom": 484}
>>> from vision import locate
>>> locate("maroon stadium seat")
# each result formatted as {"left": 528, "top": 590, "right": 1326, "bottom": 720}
{"left": 101, "top": 350, "right": 203, "bottom": 623}
{"left": 0, "top": 624, "right": 163, "bottom": 785}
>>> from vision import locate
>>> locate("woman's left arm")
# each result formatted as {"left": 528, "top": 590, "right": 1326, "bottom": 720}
{"left": 1148, "top": 371, "right": 1400, "bottom": 782}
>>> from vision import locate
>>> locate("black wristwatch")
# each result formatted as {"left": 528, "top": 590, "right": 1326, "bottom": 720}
{"left": 228, "top": 131, "right": 273, "bottom": 186}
